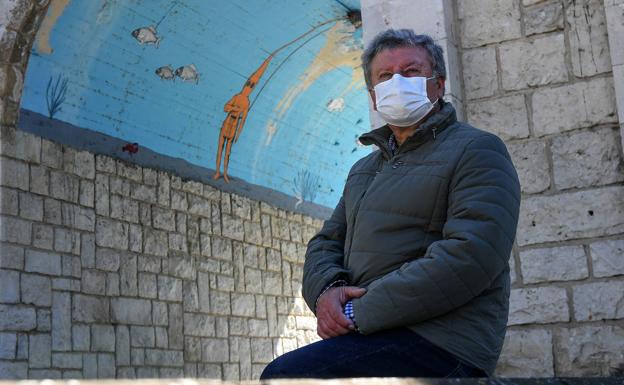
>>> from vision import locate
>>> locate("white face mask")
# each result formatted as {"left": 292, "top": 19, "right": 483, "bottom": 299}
{"left": 373, "top": 73, "right": 437, "bottom": 127}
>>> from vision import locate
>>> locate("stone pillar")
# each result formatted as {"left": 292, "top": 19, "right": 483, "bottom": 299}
{"left": 604, "top": 0, "right": 624, "bottom": 153}
{"left": 360, "top": 0, "right": 464, "bottom": 128}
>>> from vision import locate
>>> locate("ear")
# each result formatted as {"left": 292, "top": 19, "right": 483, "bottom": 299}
{"left": 369, "top": 89, "right": 377, "bottom": 110}
{"left": 436, "top": 77, "right": 446, "bottom": 98}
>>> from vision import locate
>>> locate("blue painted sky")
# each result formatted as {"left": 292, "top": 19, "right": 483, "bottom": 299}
{"left": 22, "top": 0, "right": 370, "bottom": 208}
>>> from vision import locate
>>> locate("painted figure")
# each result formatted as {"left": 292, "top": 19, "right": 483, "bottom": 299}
{"left": 213, "top": 55, "right": 272, "bottom": 182}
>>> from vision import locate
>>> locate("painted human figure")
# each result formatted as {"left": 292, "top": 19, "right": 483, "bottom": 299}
{"left": 213, "top": 55, "right": 273, "bottom": 182}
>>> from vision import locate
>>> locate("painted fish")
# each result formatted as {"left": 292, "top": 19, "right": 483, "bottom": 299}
{"left": 175, "top": 64, "right": 199, "bottom": 84}
{"left": 155, "top": 65, "right": 175, "bottom": 80}
{"left": 131, "top": 25, "right": 160, "bottom": 46}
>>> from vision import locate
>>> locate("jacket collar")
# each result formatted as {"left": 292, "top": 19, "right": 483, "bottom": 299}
{"left": 359, "top": 101, "right": 458, "bottom": 159}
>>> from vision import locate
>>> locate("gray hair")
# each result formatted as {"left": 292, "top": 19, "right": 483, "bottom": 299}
{"left": 362, "top": 29, "right": 446, "bottom": 90}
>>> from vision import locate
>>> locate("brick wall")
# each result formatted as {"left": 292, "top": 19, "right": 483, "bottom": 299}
{"left": 459, "top": 0, "right": 624, "bottom": 377}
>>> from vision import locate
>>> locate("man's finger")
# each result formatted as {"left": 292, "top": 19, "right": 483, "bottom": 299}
{"left": 329, "top": 306, "right": 353, "bottom": 329}
{"left": 344, "top": 286, "right": 367, "bottom": 299}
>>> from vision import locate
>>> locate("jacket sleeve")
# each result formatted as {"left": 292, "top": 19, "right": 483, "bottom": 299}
{"left": 302, "top": 196, "right": 351, "bottom": 314}
{"left": 352, "top": 134, "right": 521, "bottom": 334}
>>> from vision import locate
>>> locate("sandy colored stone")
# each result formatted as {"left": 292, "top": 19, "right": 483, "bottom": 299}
{"left": 567, "top": 0, "right": 612, "bottom": 77}
{"left": 590, "top": 238, "right": 624, "bottom": 277}
{"left": 462, "top": 46, "right": 497, "bottom": 99}
{"left": 572, "top": 280, "right": 624, "bottom": 321}
{"left": 555, "top": 325, "right": 624, "bottom": 376}
{"left": 495, "top": 329, "right": 554, "bottom": 377}
{"left": 508, "top": 287, "right": 569, "bottom": 325}
{"left": 459, "top": 0, "right": 521, "bottom": 47}
{"left": 525, "top": 1, "right": 563, "bottom": 36}
{"left": 506, "top": 139, "right": 550, "bottom": 194}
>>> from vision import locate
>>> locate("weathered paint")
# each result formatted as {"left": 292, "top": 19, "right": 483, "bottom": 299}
{"left": 35, "top": 0, "right": 71, "bottom": 55}
{"left": 20, "top": 0, "right": 369, "bottom": 208}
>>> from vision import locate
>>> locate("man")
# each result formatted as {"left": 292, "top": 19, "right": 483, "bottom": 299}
{"left": 261, "top": 29, "right": 520, "bottom": 379}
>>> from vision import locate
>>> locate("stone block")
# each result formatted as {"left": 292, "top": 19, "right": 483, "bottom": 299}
{"left": 25, "top": 249, "right": 61, "bottom": 275}
{"left": 95, "top": 155, "right": 116, "bottom": 173}
{"left": 551, "top": 128, "right": 624, "bottom": 189}
{"left": 223, "top": 363, "right": 240, "bottom": 381}
{"left": 158, "top": 275, "right": 182, "bottom": 301}
{"left": 72, "top": 294, "right": 109, "bottom": 323}
{"left": 0, "top": 215, "right": 31, "bottom": 244}
{"left": 181, "top": 179, "right": 203, "bottom": 195}
{"left": 120, "top": 254, "right": 137, "bottom": 296}
{"left": 95, "top": 248, "right": 120, "bottom": 271}
{"left": 185, "top": 336, "right": 202, "bottom": 362}
{"left": 30, "top": 165, "right": 49, "bottom": 196}
{"left": 217, "top": 275, "right": 235, "bottom": 292}
{"left": 130, "top": 183, "right": 157, "bottom": 203}
{"left": 95, "top": 174, "right": 109, "bottom": 216}
{"left": 157, "top": 171, "right": 170, "bottom": 207}
{"left": 117, "top": 161, "right": 142, "bottom": 182}
{"left": 37, "top": 309, "right": 50, "bottom": 332}
{"left": 72, "top": 324, "right": 90, "bottom": 351}
{"left": 554, "top": 325, "right": 624, "bottom": 376}
{"left": 152, "top": 301, "right": 168, "bottom": 326}
{"left": 572, "top": 280, "right": 624, "bottom": 321}
{"left": 0, "top": 269, "right": 19, "bottom": 303}
{"left": 21, "top": 274, "right": 51, "bottom": 306}
{"left": 29, "top": 334, "right": 51, "bottom": 368}
{"left": 459, "top": 0, "right": 521, "bottom": 47}
{"left": 145, "top": 349, "right": 184, "bottom": 366}
{"left": 171, "top": 190, "right": 188, "bottom": 211}
{"left": 605, "top": 0, "right": 624, "bottom": 66}
{"left": 517, "top": 186, "right": 624, "bottom": 245}
{"left": 250, "top": 337, "right": 273, "bottom": 363}
{"left": 222, "top": 214, "right": 245, "bottom": 241}
{"left": 32, "top": 224, "right": 53, "bottom": 250}
{"left": 54, "top": 228, "right": 81, "bottom": 255}
{"left": 96, "top": 218, "right": 128, "bottom": 250}
{"left": 0, "top": 304, "right": 35, "bottom": 331}
{"left": 111, "top": 298, "right": 151, "bottom": 324}
{"left": 52, "top": 352, "right": 82, "bottom": 369}
{"left": 0, "top": 187, "right": 17, "bottom": 215}
{"left": 41, "top": 140, "right": 62, "bottom": 169}
{"left": 138, "top": 272, "right": 157, "bottom": 298}
{"left": 188, "top": 194, "right": 211, "bottom": 217}
{"left": 97, "top": 353, "right": 115, "bottom": 378}
{"left": 73, "top": 150, "right": 95, "bottom": 179}
{"left": 0, "top": 332, "right": 16, "bottom": 359}
{"left": 506, "top": 139, "right": 550, "bottom": 194}
{"left": 91, "top": 324, "right": 115, "bottom": 352}
{"left": 143, "top": 228, "right": 168, "bottom": 257}
{"left": 567, "top": 0, "right": 612, "bottom": 77}
{"left": 155, "top": 326, "right": 168, "bottom": 348}
{"left": 109, "top": 195, "right": 139, "bottom": 223}
{"left": 52, "top": 292, "right": 71, "bottom": 351}
{"left": 49, "top": 171, "right": 79, "bottom": 202}
{"left": 232, "top": 195, "right": 252, "bottom": 219}
{"left": 197, "top": 363, "right": 221, "bottom": 378}
{"left": 533, "top": 77, "right": 617, "bottom": 136}
{"left": 232, "top": 293, "right": 255, "bottom": 317}
{"left": 264, "top": 271, "right": 282, "bottom": 295}
{"left": 519, "top": 245, "right": 588, "bottom": 284}
{"left": 106, "top": 273, "right": 119, "bottom": 296}
{"left": 129, "top": 224, "right": 142, "bottom": 253}
{"left": 508, "top": 287, "right": 569, "bottom": 325}
{"left": 211, "top": 236, "right": 233, "bottom": 260}
{"left": 1, "top": 157, "right": 28, "bottom": 190}
{"left": 495, "top": 329, "right": 554, "bottom": 376}
{"left": 248, "top": 319, "right": 269, "bottom": 337}
{"left": 201, "top": 338, "right": 229, "bottom": 362}
{"left": 210, "top": 290, "right": 230, "bottom": 315}
{"left": 500, "top": 33, "right": 567, "bottom": 90}
{"left": 19, "top": 192, "right": 43, "bottom": 220}
{"left": 152, "top": 206, "right": 175, "bottom": 231}
{"left": 83, "top": 353, "right": 97, "bottom": 378}
{"left": 81, "top": 233, "right": 95, "bottom": 269}
{"left": 462, "top": 46, "right": 497, "bottom": 99}
{"left": 44, "top": 198, "right": 62, "bottom": 224}
{"left": 130, "top": 326, "right": 155, "bottom": 347}
{"left": 590, "top": 239, "right": 624, "bottom": 277}
{"left": 168, "top": 303, "right": 183, "bottom": 349}
{"left": 0, "top": 243, "right": 24, "bottom": 270}
{"left": 524, "top": 1, "right": 563, "bottom": 36}
{"left": 184, "top": 313, "right": 215, "bottom": 337}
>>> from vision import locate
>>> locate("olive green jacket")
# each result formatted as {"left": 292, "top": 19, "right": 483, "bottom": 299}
{"left": 302, "top": 102, "right": 521, "bottom": 375}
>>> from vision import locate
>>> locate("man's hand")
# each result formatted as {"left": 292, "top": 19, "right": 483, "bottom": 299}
{"left": 316, "top": 286, "right": 366, "bottom": 339}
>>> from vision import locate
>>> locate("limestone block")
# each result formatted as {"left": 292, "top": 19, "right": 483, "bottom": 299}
{"left": 263, "top": 271, "right": 283, "bottom": 295}
{"left": 168, "top": 233, "right": 187, "bottom": 252}
{"left": 0, "top": 332, "right": 16, "bottom": 359}
{"left": 143, "top": 229, "right": 168, "bottom": 257}
{"left": 130, "top": 183, "right": 157, "bottom": 203}
{"left": 72, "top": 294, "right": 109, "bottom": 323}
{"left": 217, "top": 275, "right": 235, "bottom": 292}
{"left": 94, "top": 174, "right": 109, "bottom": 216}
{"left": 495, "top": 329, "right": 554, "bottom": 377}
{"left": 52, "top": 292, "right": 71, "bottom": 351}
{"left": 500, "top": 33, "right": 567, "bottom": 90}
{"left": 36, "top": 309, "right": 50, "bottom": 332}
{"left": 25, "top": 249, "right": 61, "bottom": 275}
{"left": 201, "top": 338, "right": 229, "bottom": 362}
{"left": 222, "top": 214, "right": 245, "bottom": 241}
{"left": 183, "top": 313, "right": 215, "bottom": 337}
{"left": 271, "top": 217, "right": 290, "bottom": 240}
{"left": 533, "top": 77, "right": 616, "bottom": 136}
{"left": 525, "top": 1, "right": 563, "bottom": 36}
{"left": 187, "top": 194, "right": 211, "bottom": 217}
{"left": 111, "top": 298, "right": 151, "bottom": 324}
{"left": 223, "top": 363, "right": 240, "bottom": 381}
{"left": 232, "top": 195, "right": 252, "bottom": 220}
{"left": 1, "top": 158, "right": 28, "bottom": 191}
{"left": 129, "top": 224, "right": 142, "bottom": 253}
{"left": 508, "top": 287, "right": 569, "bottom": 325}
{"left": 232, "top": 293, "right": 255, "bottom": 317}
{"left": 606, "top": 0, "right": 624, "bottom": 67}
{"left": 120, "top": 254, "right": 137, "bottom": 296}
{"left": 171, "top": 190, "right": 188, "bottom": 211}
{"left": 0, "top": 304, "right": 35, "bottom": 330}
{"left": 110, "top": 195, "right": 139, "bottom": 223}
{"left": 248, "top": 319, "right": 269, "bottom": 337}
{"left": 462, "top": 46, "right": 497, "bottom": 99}
{"left": 72, "top": 150, "right": 95, "bottom": 179}
{"left": 590, "top": 239, "right": 624, "bottom": 277}
{"left": 0, "top": 216, "right": 32, "bottom": 245}
{"left": 40, "top": 140, "right": 61, "bottom": 169}
{"left": 184, "top": 336, "right": 201, "bottom": 362}
{"left": 91, "top": 324, "right": 115, "bottom": 352}
{"left": 0, "top": 187, "right": 17, "bottom": 215}
{"left": 517, "top": 186, "right": 624, "bottom": 246}
{"left": 30, "top": 165, "right": 49, "bottom": 196}
{"left": 95, "top": 155, "right": 116, "bottom": 173}
{"left": 572, "top": 280, "right": 624, "bottom": 321}
{"left": 29, "top": 334, "right": 51, "bottom": 368}
{"left": 72, "top": 324, "right": 90, "bottom": 351}
{"left": 245, "top": 268, "right": 263, "bottom": 294}
{"left": 50, "top": 171, "right": 79, "bottom": 203}
{"left": 250, "top": 338, "right": 273, "bottom": 363}
{"left": 158, "top": 276, "right": 182, "bottom": 301}
{"left": 149, "top": 301, "right": 166, "bottom": 327}
{"left": 567, "top": 0, "right": 612, "bottom": 76}
{"left": 551, "top": 128, "right": 624, "bottom": 189}
{"left": 467, "top": 96, "right": 529, "bottom": 142}
{"left": 459, "top": 0, "right": 521, "bottom": 47}
{"left": 61, "top": 203, "right": 95, "bottom": 232}
{"left": 21, "top": 274, "right": 51, "bottom": 306}
{"left": 83, "top": 353, "right": 98, "bottom": 378}
{"left": 130, "top": 326, "right": 155, "bottom": 348}
{"left": 197, "top": 271, "right": 211, "bottom": 312}
{"left": 506, "top": 139, "right": 550, "bottom": 194}
{"left": 554, "top": 325, "right": 624, "bottom": 376}
{"left": 117, "top": 161, "right": 142, "bottom": 182}
{"left": 52, "top": 353, "right": 82, "bottom": 369}
{"left": 19, "top": 192, "right": 43, "bottom": 220}
{"left": 95, "top": 218, "right": 128, "bottom": 250}
{"left": 519, "top": 245, "right": 588, "bottom": 283}
{"left": 16, "top": 334, "right": 27, "bottom": 359}
{"left": 183, "top": 280, "right": 199, "bottom": 311}
{"left": 96, "top": 248, "right": 120, "bottom": 272}
{"left": 0, "top": 243, "right": 24, "bottom": 269}
{"left": 211, "top": 236, "right": 233, "bottom": 260}
{"left": 0, "top": 269, "right": 19, "bottom": 303}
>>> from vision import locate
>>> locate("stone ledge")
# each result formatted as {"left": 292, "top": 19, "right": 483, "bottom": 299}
{"left": 0, "top": 378, "right": 623, "bottom": 385}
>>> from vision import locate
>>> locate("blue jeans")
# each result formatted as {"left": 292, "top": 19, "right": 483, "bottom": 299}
{"left": 260, "top": 328, "right": 486, "bottom": 379}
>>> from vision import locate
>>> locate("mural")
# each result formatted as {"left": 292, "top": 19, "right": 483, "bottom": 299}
{"left": 20, "top": 0, "right": 369, "bottom": 208}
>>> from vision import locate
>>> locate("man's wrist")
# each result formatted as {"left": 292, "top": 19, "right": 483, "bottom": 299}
{"left": 315, "top": 279, "right": 348, "bottom": 311}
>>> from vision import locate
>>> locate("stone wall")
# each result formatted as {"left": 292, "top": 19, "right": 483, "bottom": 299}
{"left": 459, "top": 0, "right": 624, "bottom": 377}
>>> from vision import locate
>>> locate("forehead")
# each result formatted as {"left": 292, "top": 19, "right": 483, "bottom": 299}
{"left": 370, "top": 45, "right": 432, "bottom": 72}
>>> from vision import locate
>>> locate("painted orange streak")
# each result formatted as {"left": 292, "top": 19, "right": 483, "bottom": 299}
{"left": 36, "top": 0, "right": 71, "bottom": 54}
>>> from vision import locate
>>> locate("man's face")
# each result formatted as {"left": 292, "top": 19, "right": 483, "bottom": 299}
{"left": 369, "top": 45, "right": 445, "bottom": 109}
